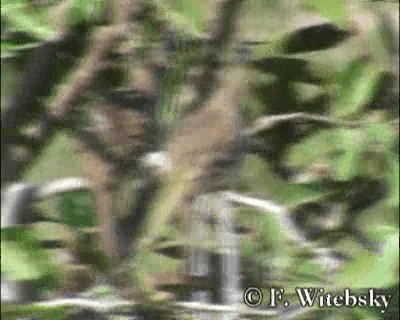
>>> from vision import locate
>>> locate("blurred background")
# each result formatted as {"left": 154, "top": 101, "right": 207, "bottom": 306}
{"left": 1, "top": 0, "right": 399, "bottom": 319}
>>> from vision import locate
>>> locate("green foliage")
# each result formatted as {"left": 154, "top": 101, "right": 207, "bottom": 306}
{"left": 1, "top": 0, "right": 57, "bottom": 58}
{"left": 254, "top": 57, "right": 337, "bottom": 85}
{"left": 1, "top": 304, "right": 71, "bottom": 320}
{"left": 158, "top": 58, "right": 189, "bottom": 131}
{"left": 334, "top": 57, "right": 384, "bottom": 117}
{"left": 289, "top": 257, "right": 326, "bottom": 285}
{"left": 135, "top": 251, "right": 182, "bottom": 275}
{"left": 1, "top": 241, "right": 43, "bottom": 280}
{"left": 1, "top": 39, "right": 41, "bottom": 59}
{"left": 157, "top": 0, "right": 207, "bottom": 37}
{"left": 67, "top": 0, "right": 105, "bottom": 26}
{"left": 1, "top": 228, "right": 58, "bottom": 282}
{"left": 24, "top": 132, "right": 82, "bottom": 183}
{"left": 1, "top": 1, "right": 57, "bottom": 40}
{"left": 282, "top": 23, "right": 352, "bottom": 54}
{"left": 258, "top": 214, "right": 288, "bottom": 252}
{"left": 277, "top": 182, "right": 332, "bottom": 207}
{"left": 58, "top": 191, "right": 96, "bottom": 228}
{"left": 166, "top": 0, "right": 207, "bottom": 34}
{"left": 304, "top": 0, "right": 348, "bottom": 26}
{"left": 336, "top": 227, "right": 399, "bottom": 288}
{"left": 1, "top": 0, "right": 398, "bottom": 318}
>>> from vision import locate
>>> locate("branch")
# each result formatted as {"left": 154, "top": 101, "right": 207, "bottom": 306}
{"left": 33, "top": 177, "right": 91, "bottom": 199}
{"left": 3, "top": 3, "right": 141, "bottom": 183}
{"left": 223, "top": 191, "right": 308, "bottom": 244}
{"left": 223, "top": 191, "right": 345, "bottom": 273}
{"left": 1, "top": 178, "right": 91, "bottom": 229}
{"left": 1, "top": 1, "right": 79, "bottom": 183}
{"left": 182, "top": 0, "right": 245, "bottom": 115}
{"left": 246, "top": 112, "right": 367, "bottom": 136}
{"left": 1, "top": 183, "right": 36, "bottom": 227}
{"left": 34, "top": 297, "right": 313, "bottom": 318}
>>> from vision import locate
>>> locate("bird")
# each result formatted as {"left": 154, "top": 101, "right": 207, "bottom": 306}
{"left": 128, "top": 44, "right": 254, "bottom": 301}
{"left": 76, "top": 36, "right": 175, "bottom": 264}
{"left": 126, "top": 45, "right": 253, "bottom": 303}
{"left": 165, "top": 45, "right": 253, "bottom": 234}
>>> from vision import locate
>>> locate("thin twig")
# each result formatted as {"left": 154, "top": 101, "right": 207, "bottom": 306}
{"left": 246, "top": 112, "right": 367, "bottom": 136}
{"left": 223, "top": 191, "right": 308, "bottom": 244}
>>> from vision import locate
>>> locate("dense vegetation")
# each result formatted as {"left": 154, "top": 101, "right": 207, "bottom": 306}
{"left": 1, "top": 0, "right": 398, "bottom": 319}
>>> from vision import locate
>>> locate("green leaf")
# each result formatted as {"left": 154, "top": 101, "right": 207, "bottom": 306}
{"left": 2, "top": 1, "right": 57, "bottom": 40}
{"left": 58, "top": 191, "right": 96, "bottom": 228}
{"left": 282, "top": 23, "right": 351, "bottom": 54}
{"left": 1, "top": 241, "right": 43, "bottom": 280}
{"left": 277, "top": 182, "right": 331, "bottom": 207}
{"left": 363, "top": 122, "right": 394, "bottom": 148}
{"left": 130, "top": 251, "right": 178, "bottom": 304}
{"left": 287, "top": 257, "right": 325, "bottom": 287}
{"left": 287, "top": 129, "right": 334, "bottom": 168}
{"left": 335, "top": 230, "right": 399, "bottom": 288}
{"left": 287, "top": 127, "right": 368, "bottom": 181}
{"left": 355, "top": 203, "right": 398, "bottom": 243}
{"left": 335, "top": 58, "right": 383, "bottom": 117}
{"left": 239, "top": 156, "right": 286, "bottom": 197}
{"left": 304, "top": 0, "right": 348, "bottom": 26}
{"left": 335, "top": 254, "right": 385, "bottom": 288}
{"left": 2, "top": 230, "right": 57, "bottom": 281}
{"left": 135, "top": 251, "right": 182, "bottom": 275}
{"left": 24, "top": 132, "right": 82, "bottom": 183}
{"left": 157, "top": 0, "right": 206, "bottom": 37}
{"left": 167, "top": 0, "right": 207, "bottom": 34}
{"left": 332, "top": 128, "right": 362, "bottom": 180}
{"left": 1, "top": 40, "right": 41, "bottom": 59}
{"left": 241, "top": 237, "right": 258, "bottom": 258}
{"left": 68, "top": 0, "right": 105, "bottom": 26}
{"left": 258, "top": 215, "right": 289, "bottom": 252}
{"left": 352, "top": 122, "right": 396, "bottom": 178}
{"left": 252, "top": 56, "right": 337, "bottom": 84}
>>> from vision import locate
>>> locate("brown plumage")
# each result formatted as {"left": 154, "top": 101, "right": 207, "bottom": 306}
{"left": 166, "top": 55, "right": 252, "bottom": 233}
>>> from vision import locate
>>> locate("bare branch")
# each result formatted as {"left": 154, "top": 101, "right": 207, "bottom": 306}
{"left": 223, "top": 191, "right": 308, "bottom": 244}
{"left": 1, "top": 183, "right": 36, "bottom": 227}
{"left": 1, "top": 178, "right": 91, "bottom": 238}
{"left": 223, "top": 191, "right": 345, "bottom": 273}
{"left": 246, "top": 112, "right": 367, "bottom": 136}
{"left": 34, "top": 296, "right": 313, "bottom": 318}
{"left": 33, "top": 177, "right": 91, "bottom": 199}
